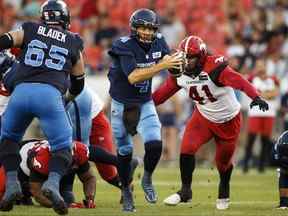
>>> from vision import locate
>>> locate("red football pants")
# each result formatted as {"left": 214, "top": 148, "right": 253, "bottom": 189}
{"left": 181, "top": 109, "right": 242, "bottom": 172}
{"left": 90, "top": 111, "right": 117, "bottom": 181}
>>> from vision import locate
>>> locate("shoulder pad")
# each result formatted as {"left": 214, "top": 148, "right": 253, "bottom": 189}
{"left": 73, "top": 141, "right": 89, "bottom": 165}
{"left": 119, "top": 36, "right": 131, "bottom": 43}
{"left": 74, "top": 33, "right": 84, "bottom": 51}
{"left": 204, "top": 55, "right": 228, "bottom": 74}
{"left": 31, "top": 145, "right": 50, "bottom": 175}
{"left": 21, "top": 21, "right": 36, "bottom": 32}
{"left": 156, "top": 33, "right": 163, "bottom": 39}
{"left": 108, "top": 39, "right": 134, "bottom": 57}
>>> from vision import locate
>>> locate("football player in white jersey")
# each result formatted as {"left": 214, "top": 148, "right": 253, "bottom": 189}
{"left": 152, "top": 35, "right": 269, "bottom": 210}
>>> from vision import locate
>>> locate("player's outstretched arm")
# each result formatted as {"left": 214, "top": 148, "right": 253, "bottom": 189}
{"left": 217, "top": 66, "right": 269, "bottom": 111}
{"left": 0, "top": 30, "right": 24, "bottom": 51}
{"left": 65, "top": 52, "right": 85, "bottom": 102}
{"left": 77, "top": 165, "right": 96, "bottom": 208}
{"left": 128, "top": 52, "right": 184, "bottom": 84}
{"left": 152, "top": 75, "right": 181, "bottom": 106}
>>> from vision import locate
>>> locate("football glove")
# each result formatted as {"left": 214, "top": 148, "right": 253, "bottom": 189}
{"left": 250, "top": 96, "right": 269, "bottom": 111}
{"left": 83, "top": 198, "right": 96, "bottom": 208}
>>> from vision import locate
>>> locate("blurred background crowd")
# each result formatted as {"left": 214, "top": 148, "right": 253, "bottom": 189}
{"left": 1, "top": 0, "right": 288, "bottom": 172}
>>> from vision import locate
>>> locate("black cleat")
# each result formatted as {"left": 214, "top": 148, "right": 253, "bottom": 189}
{"left": 122, "top": 187, "right": 135, "bottom": 212}
{"left": 42, "top": 182, "right": 68, "bottom": 215}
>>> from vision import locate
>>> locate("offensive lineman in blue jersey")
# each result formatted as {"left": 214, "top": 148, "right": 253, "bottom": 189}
{"left": 108, "top": 8, "right": 184, "bottom": 212}
{"left": 0, "top": 0, "right": 85, "bottom": 214}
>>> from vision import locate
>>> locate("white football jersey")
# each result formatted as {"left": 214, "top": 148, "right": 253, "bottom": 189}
{"left": 86, "top": 86, "right": 104, "bottom": 118}
{"left": 176, "top": 72, "right": 240, "bottom": 123}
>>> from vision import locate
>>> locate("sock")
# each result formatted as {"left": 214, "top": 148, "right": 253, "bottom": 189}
{"left": 118, "top": 153, "right": 132, "bottom": 188}
{"left": 259, "top": 136, "right": 272, "bottom": 171}
{"left": 243, "top": 133, "right": 256, "bottom": 171}
{"left": 143, "top": 140, "right": 162, "bottom": 174}
{"left": 280, "top": 197, "right": 288, "bottom": 207}
{"left": 180, "top": 154, "right": 195, "bottom": 191}
{"left": 46, "top": 172, "right": 61, "bottom": 189}
{"left": 6, "top": 170, "right": 18, "bottom": 183}
{"left": 142, "top": 170, "right": 152, "bottom": 184}
{"left": 218, "top": 165, "right": 233, "bottom": 199}
{"left": 89, "top": 145, "right": 118, "bottom": 166}
{"left": 107, "top": 175, "right": 122, "bottom": 189}
{"left": 0, "top": 139, "right": 21, "bottom": 171}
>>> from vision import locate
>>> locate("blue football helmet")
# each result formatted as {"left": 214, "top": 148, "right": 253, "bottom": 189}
{"left": 40, "top": 0, "right": 70, "bottom": 30}
{"left": 275, "top": 131, "right": 288, "bottom": 169}
{"left": 129, "top": 8, "right": 160, "bottom": 43}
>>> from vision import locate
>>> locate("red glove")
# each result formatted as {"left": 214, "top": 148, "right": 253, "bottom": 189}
{"left": 69, "top": 202, "right": 85, "bottom": 208}
{"left": 83, "top": 199, "right": 96, "bottom": 208}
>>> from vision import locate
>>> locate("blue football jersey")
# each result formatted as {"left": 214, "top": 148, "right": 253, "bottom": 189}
{"left": 13, "top": 21, "right": 83, "bottom": 94}
{"left": 108, "top": 34, "right": 170, "bottom": 104}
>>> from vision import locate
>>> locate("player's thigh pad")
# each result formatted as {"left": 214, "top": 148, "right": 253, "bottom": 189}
{"left": 111, "top": 99, "right": 133, "bottom": 155}
{"left": 181, "top": 110, "right": 213, "bottom": 155}
{"left": 136, "top": 100, "right": 161, "bottom": 143}
{"left": 29, "top": 83, "right": 72, "bottom": 151}
{"left": 1, "top": 84, "right": 34, "bottom": 141}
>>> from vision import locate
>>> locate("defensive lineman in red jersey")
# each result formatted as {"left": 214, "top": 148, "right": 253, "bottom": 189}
{"left": 153, "top": 36, "right": 269, "bottom": 210}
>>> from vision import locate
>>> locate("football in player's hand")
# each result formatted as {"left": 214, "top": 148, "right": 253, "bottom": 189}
{"left": 168, "top": 51, "right": 185, "bottom": 78}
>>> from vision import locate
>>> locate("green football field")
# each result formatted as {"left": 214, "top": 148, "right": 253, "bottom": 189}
{"left": 0, "top": 166, "right": 287, "bottom": 216}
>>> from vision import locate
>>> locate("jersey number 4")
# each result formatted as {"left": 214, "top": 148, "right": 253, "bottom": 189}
{"left": 24, "top": 39, "right": 68, "bottom": 71}
{"left": 189, "top": 85, "right": 217, "bottom": 104}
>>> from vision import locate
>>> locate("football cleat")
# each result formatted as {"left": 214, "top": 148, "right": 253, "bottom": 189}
{"left": 163, "top": 190, "right": 192, "bottom": 206}
{"left": 122, "top": 187, "right": 136, "bottom": 212}
{"left": 277, "top": 205, "right": 288, "bottom": 210}
{"left": 141, "top": 177, "right": 157, "bottom": 203}
{"left": 42, "top": 181, "right": 68, "bottom": 215}
{"left": 0, "top": 181, "right": 23, "bottom": 211}
{"left": 216, "top": 198, "right": 230, "bottom": 210}
{"left": 163, "top": 193, "right": 181, "bottom": 206}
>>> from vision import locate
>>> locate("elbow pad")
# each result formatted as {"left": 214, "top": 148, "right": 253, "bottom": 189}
{"left": 69, "top": 74, "right": 85, "bottom": 96}
{"left": 0, "top": 33, "right": 14, "bottom": 52}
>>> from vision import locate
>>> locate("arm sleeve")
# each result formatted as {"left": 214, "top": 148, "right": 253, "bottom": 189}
{"left": 71, "top": 34, "right": 84, "bottom": 65}
{"left": 152, "top": 75, "right": 181, "bottom": 105}
{"left": 218, "top": 66, "right": 260, "bottom": 99}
